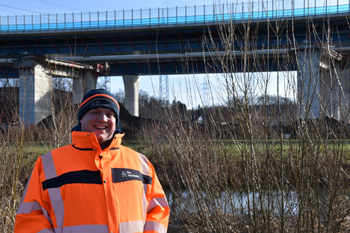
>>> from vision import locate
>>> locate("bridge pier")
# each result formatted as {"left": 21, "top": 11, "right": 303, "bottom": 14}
{"left": 72, "top": 71, "right": 97, "bottom": 104}
{"left": 297, "top": 42, "right": 343, "bottom": 120}
{"left": 84, "top": 70, "right": 98, "bottom": 94}
{"left": 16, "top": 59, "right": 97, "bottom": 126}
{"left": 320, "top": 59, "right": 342, "bottom": 120}
{"left": 123, "top": 75, "right": 140, "bottom": 117}
{"left": 72, "top": 77, "right": 84, "bottom": 104}
{"left": 340, "top": 68, "right": 350, "bottom": 121}
{"left": 19, "top": 63, "right": 52, "bottom": 126}
{"left": 297, "top": 49, "right": 321, "bottom": 119}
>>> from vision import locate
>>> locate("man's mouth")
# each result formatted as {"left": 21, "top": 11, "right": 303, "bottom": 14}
{"left": 94, "top": 126, "right": 107, "bottom": 130}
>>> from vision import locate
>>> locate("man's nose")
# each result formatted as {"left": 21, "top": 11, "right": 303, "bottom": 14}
{"left": 98, "top": 113, "right": 108, "bottom": 121}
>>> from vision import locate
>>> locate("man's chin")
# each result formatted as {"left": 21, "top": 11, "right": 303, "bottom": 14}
{"left": 95, "top": 135, "right": 104, "bottom": 141}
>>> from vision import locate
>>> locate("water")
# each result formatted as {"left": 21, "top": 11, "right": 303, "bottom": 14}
{"left": 167, "top": 189, "right": 311, "bottom": 216}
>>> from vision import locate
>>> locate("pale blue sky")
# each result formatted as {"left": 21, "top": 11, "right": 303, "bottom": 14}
{"left": 0, "top": 0, "right": 346, "bottom": 15}
{"left": 0, "top": 0, "right": 221, "bottom": 15}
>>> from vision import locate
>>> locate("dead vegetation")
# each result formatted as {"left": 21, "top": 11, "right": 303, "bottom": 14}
{"left": 2, "top": 1, "right": 350, "bottom": 232}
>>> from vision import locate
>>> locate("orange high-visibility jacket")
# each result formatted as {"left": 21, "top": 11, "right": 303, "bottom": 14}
{"left": 15, "top": 131, "right": 169, "bottom": 233}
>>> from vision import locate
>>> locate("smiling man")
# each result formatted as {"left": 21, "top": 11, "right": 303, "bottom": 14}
{"left": 77, "top": 90, "right": 119, "bottom": 148}
{"left": 15, "top": 89, "right": 169, "bottom": 233}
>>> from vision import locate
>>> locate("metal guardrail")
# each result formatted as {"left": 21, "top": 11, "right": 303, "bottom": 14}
{"left": 0, "top": 0, "right": 349, "bottom": 32}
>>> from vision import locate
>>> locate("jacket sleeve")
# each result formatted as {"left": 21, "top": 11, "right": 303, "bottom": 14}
{"left": 144, "top": 162, "right": 170, "bottom": 233}
{"left": 14, "top": 157, "right": 54, "bottom": 233}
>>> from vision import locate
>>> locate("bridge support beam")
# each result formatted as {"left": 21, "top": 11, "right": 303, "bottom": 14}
{"left": 73, "top": 77, "right": 84, "bottom": 104}
{"left": 123, "top": 75, "right": 140, "bottom": 116}
{"left": 72, "top": 71, "right": 97, "bottom": 104}
{"left": 339, "top": 68, "right": 350, "bottom": 122}
{"left": 297, "top": 43, "right": 343, "bottom": 120}
{"left": 84, "top": 70, "right": 98, "bottom": 94}
{"left": 320, "top": 59, "right": 342, "bottom": 120}
{"left": 297, "top": 50, "right": 321, "bottom": 119}
{"left": 19, "top": 64, "right": 52, "bottom": 126}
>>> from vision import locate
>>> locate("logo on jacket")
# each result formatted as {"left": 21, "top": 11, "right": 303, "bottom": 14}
{"left": 122, "top": 170, "right": 140, "bottom": 178}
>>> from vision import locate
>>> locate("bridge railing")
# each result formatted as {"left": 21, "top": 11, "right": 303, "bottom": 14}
{"left": 0, "top": 0, "right": 349, "bottom": 32}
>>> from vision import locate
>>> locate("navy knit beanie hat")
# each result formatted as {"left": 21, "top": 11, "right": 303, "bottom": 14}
{"left": 78, "top": 89, "right": 120, "bottom": 125}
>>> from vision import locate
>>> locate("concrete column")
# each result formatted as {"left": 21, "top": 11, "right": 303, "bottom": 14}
{"left": 331, "top": 60, "right": 341, "bottom": 120}
{"left": 321, "top": 63, "right": 333, "bottom": 118}
{"left": 319, "top": 57, "right": 342, "bottom": 120}
{"left": 83, "top": 70, "right": 97, "bottom": 94}
{"left": 297, "top": 49, "right": 321, "bottom": 119}
{"left": 340, "top": 68, "right": 350, "bottom": 122}
{"left": 19, "top": 63, "right": 52, "bottom": 126}
{"left": 72, "top": 77, "right": 83, "bottom": 104}
{"left": 123, "top": 75, "right": 140, "bottom": 116}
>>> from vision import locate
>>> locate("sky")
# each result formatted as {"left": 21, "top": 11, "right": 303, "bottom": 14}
{"left": 0, "top": 0, "right": 222, "bottom": 16}
{"left": 0, "top": 0, "right": 346, "bottom": 15}
{"left": 2, "top": 0, "right": 345, "bottom": 108}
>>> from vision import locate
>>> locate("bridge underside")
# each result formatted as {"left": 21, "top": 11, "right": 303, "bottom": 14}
{"left": 1, "top": 11, "right": 350, "bottom": 125}
{"left": 0, "top": 13, "right": 350, "bottom": 77}
{"left": 0, "top": 55, "right": 299, "bottom": 77}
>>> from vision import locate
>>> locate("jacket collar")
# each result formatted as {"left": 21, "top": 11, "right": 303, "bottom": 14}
{"left": 71, "top": 128, "right": 124, "bottom": 151}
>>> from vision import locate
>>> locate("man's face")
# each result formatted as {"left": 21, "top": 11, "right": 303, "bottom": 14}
{"left": 80, "top": 107, "right": 116, "bottom": 146}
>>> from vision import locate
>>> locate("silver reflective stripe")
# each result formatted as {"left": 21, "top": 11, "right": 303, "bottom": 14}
{"left": 17, "top": 201, "right": 52, "bottom": 224}
{"left": 20, "top": 172, "right": 32, "bottom": 203}
{"left": 138, "top": 153, "right": 149, "bottom": 220}
{"left": 147, "top": 197, "right": 169, "bottom": 213}
{"left": 42, "top": 207, "right": 53, "bottom": 225}
{"left": 38, "top": 225, "right": 108, "bottom": 233}
{"left": 17, "top": 201, "right": 41, "bottom": 214}
{"left": 119, "top": 220, "right": 144, "bottom": 233}
{"left": 38, "top": 229, "right": 55, "bottom": 233}
{"left": 55, "top": 224, "right": 109, "bottom": 233}
{"left": 48, "top": 188, "right": 65, "bottom": 227}
{"left": 42, "top": 152, "right": 57, "bottom": 179}
{"left": 144, "top": 221, "right": 167, "bottom": 233}
{"left": 41, "top": 152, "right": 65, "bottom": 228}
{"left": 141, "top": 183, "right": 148, "bottom": 220}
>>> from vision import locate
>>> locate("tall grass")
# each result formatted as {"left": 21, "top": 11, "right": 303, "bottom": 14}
{"left": 137, "top": 4, "right": 350, "bottom": 232}
{"left": 0, "top": 79, "right": 75, "bottom": 232}
{"left": 2, "top": 1, "right": 350, "bottom": 232}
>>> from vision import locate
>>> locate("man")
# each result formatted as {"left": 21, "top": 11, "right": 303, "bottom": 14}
{"left": 15, "top": 89, "right": 169, "bottom": 233}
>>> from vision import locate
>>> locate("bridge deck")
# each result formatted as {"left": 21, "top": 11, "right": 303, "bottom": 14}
{"left": 0, "top": 1, "right": 349, "bottom": 77}
{"left": 1, "top": 2, "right": 349, "bottom": 33}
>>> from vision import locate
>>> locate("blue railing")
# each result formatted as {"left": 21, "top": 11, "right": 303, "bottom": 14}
{"left": 0, "top": 0, "right": 349, "bottom": 32}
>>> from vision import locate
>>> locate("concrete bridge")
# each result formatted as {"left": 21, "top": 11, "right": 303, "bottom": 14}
{"left": 1, "top": 0, "right": 350, "bottom": 125}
